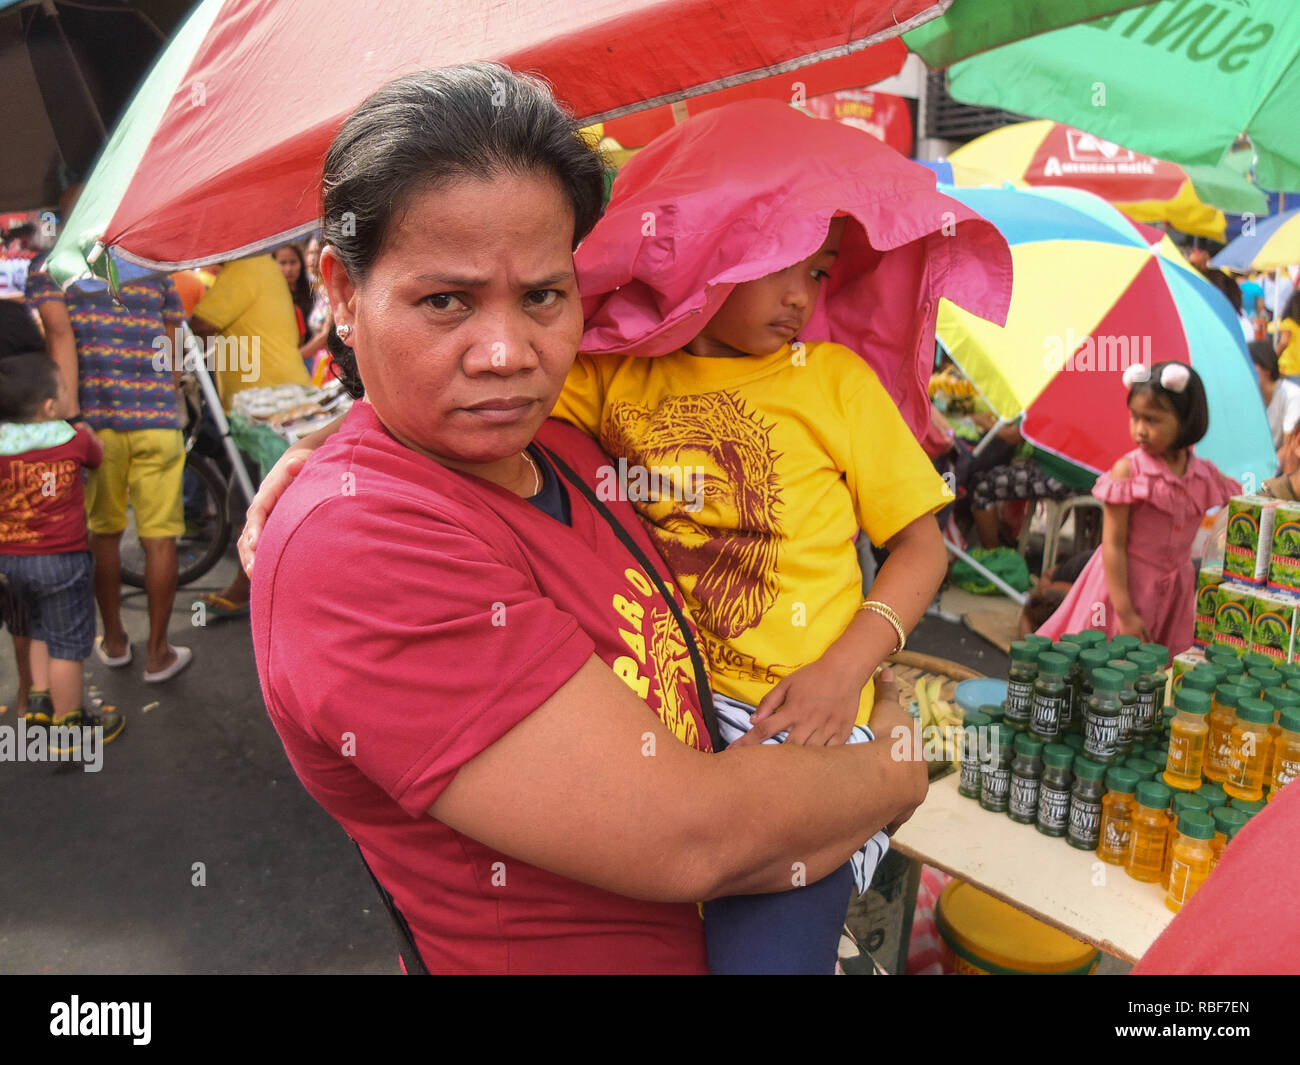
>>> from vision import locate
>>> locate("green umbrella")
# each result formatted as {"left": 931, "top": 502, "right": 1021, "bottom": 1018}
{"left": 904, "top": 0, "right": 1154, "bottom": 67}
{"left": 946, "top": 0, "right": 1300, "bottom": 191}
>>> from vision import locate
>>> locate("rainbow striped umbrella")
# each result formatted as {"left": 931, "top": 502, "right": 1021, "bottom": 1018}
{"left": 935, "top": 184, "right": 1275, "bottom": 488}
{"left": 1211, "top": 206, "right": 1300, "bottom": 271}
{"left": 929, "top": 121, "right": 1266, "bottom": 241}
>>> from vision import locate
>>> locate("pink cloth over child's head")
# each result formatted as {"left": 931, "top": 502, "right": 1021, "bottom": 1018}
{"left": 575, "top": 99, "right": 1013, "bottom": 438}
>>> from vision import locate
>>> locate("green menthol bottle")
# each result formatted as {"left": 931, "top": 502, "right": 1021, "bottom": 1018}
{"left": 1077, "top": 629, "right": 1108, "bottom": 647}
{"left": 1110, "top": 634, "right": 1142, "bottom": 655}
{"left": 1036, "top": 743, "right": 1075, "bottom": 838}
{"left": 1004, "top": 641, "right": 1039, "bottom": 731}
{"left": 1008, "top": 733, "right": 1046, "bottom": 824}
{"left": 1031, "top": 652, "right": 1072, "bottom": 742}
{"left": 1067, "top": 756, "right": 1108, "bottom": 850}
{"left": 1051, "top": 641, "right": 1083, "bottom": 732}
{"left": 1126, "top": 651, "right": 1164, "bottom": 738}
{"left": 980, "top": 725, "right": 1016, "bottom": 813}
{"left": 958, "top": 711, "right": 992, "bottom": 800}
{"left": 1083, "top": 667, "right": 1124, "bottom": 764}
{"left": 1077, "top": 647, "right": 1113, "bottom": 735}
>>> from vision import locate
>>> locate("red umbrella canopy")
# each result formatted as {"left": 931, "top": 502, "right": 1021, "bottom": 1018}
{"left": 75, "top": 0, "right": 950, "bottom": 271}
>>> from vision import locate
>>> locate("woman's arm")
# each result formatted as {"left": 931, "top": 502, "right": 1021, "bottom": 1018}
{"left": 430, "top": 655, "right": 928, "bottom": 902}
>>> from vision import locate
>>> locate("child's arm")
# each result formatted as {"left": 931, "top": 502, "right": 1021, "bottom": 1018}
{"left": 75, "top": 421, "right": 103, "bottom": 470}
{"left": 1100, "top": 456, "right": 1151, "bottom": 641}
{"left": 733, "top": 513, "right": 947, "bottom": 747}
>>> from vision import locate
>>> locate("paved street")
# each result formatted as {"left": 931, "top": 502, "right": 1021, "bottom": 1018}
{"left": 1, "top": 548, "right": 1008, "bottom": 974}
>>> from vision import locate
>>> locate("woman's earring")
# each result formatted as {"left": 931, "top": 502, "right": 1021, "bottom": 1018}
{"left": 337, "top": 324, "right": 352, "bottom": 342}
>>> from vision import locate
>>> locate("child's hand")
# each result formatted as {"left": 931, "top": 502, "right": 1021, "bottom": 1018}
{"left": 728, "top": 657, "right": 866, "bottom": 747}
{"left": 1117, "top": 607, "right": 1152, "bottom": 643}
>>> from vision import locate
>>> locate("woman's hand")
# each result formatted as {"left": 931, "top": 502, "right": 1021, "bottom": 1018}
{"left": 238, "top": 415, "right": 344, "bottom": 575}
{"left": 731, "top": 657, "right": 863, "bottom": 747}
{"left": 857, "top": 669, "right": 928, "bottom": 835}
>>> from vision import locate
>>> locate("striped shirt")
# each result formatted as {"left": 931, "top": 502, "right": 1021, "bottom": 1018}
{"left": 25, "top": 268, "right": 183, "bottom": 432}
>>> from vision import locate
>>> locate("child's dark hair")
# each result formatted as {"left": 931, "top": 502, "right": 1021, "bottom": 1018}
{"left": 1248, "top": 339, "right": 1280, "bottom": 382}
{"left": 319, "top": 63, "right": 606, "bottom": 398}
{"left": 1126, "top": 361, "right": 1209, "bottom": 450}
{"left": 1022, "top": 585, "right": 1066, "bottom": 632}
{"left": 0, "top": 352, "right": 59, "bottom": 421}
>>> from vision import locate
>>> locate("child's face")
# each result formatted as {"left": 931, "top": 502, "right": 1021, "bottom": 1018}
{"left": 687, "top": 217, "right": 845, "bottom": 358}
{"left": 1128, "top": 388, "right": 1181, "bottom": 457}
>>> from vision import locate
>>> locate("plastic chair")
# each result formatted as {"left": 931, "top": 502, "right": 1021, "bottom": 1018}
{"left": 1018, "top": 496, "right": 1103, "bottom": 578}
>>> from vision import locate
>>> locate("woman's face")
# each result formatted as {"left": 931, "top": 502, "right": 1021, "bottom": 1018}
{"left": 324, "top": 172, "right": 583, "bottom": 472}
{"left": 274, "top": 247, "right": 301, "bottom": 285}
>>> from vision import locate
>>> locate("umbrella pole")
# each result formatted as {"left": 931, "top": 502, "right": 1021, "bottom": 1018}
{"left": 183, "top": 324, "right": 257, "bottom": 506}
{"left": 971, "top": 418, "right": 1011, "bottom": 458}
{"left": 943, "top": 534, "right": 1027, "bottom": 606}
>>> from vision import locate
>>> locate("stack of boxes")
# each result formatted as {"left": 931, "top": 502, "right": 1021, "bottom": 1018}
{"left": 1180, "top": 495, "right": 1300, "bottom": 682}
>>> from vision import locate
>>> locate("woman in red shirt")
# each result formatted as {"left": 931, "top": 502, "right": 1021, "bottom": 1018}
{"left": 248, "top": 63, "right": 927, "bottom": 974}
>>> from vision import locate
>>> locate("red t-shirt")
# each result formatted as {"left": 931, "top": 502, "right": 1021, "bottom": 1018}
{"left": 251, "top": 403, "right": 712, "bottom": 974}
{"left": 0, "top": 423, "right": 103, "bottom": 554}
{"left": 1133, "top": 780, "right": 1300, "bottom": 975}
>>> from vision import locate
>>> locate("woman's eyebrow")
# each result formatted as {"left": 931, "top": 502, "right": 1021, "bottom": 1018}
{"left": 410, "top": 270, "right": 576, "bottom": 288}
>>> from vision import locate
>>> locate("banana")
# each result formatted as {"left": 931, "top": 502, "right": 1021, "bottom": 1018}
{"left": 916, "top": 676, "right": 934, "bottom": 729}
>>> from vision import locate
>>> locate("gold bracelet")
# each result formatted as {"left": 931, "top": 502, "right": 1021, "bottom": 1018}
{"left": 860, "top": 599, "right": 906, "bottom": 654}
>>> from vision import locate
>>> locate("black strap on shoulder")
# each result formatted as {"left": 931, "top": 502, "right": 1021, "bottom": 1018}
{"left": 353, "top": 840, "right": 429, "bottom": 975}
{"left": 536, "top": 443, "right": 723, "bottom": 754}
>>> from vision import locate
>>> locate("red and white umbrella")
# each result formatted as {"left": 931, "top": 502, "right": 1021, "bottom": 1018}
{"left": 49, "top": 0, "right": 951, "bottom": 281}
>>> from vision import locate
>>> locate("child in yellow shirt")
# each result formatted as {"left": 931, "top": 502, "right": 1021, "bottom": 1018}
{"left": 557, "top": 228, "right": 952, "bottom": 975}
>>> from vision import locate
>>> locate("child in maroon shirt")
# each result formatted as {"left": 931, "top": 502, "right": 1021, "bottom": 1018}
{"left": 0, "top": 351, "right": 122, "bottom": 746}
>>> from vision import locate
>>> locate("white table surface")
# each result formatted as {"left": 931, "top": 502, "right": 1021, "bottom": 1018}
{"left": 892, "top": 770, "right": 1176, "bottom": 963}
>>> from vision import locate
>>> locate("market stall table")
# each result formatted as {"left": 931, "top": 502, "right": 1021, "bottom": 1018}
{"left": 892, "top": 770, "right": 1175, "bottom": 964}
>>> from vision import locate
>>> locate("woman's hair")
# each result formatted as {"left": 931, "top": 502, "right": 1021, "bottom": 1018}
{"left": 319, "top": 63, "right": 606, "bottom": 397}
{"left": 1249, "top": 339, "right": 1280, "bottom": 382}
{"left": 274, "top": 243, "right": 314, "bottom": 335}
{"left": 1126, "top": 360, "right": 1209, "bottom": 449}
{"left": 1283, "top": 287, "right": 1300, "bottom": 325}
{"left": 0, "top": 352, "right": 59, "bottom": 421}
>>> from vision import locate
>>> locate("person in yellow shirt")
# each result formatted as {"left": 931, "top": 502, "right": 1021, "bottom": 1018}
{"left": 190, "top": 254, "right": 310, "bottom": 410}
{"left": 1277, "top": 289, "right": 1300, "bottom": 378}
{"left": 190, "top": 254, "right": 311, "bottom": 616}
{"left": 552, "top": 216, "right": 951, "bottom": 973}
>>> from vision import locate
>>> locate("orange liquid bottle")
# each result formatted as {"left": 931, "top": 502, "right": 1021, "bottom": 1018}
{"left": 1270, "top": 708, "right": 1300, "bottom": 800}
{"left": 1097, "top": 767, "right": 1139, "bottom": 866}
{"left": 1209, "top": 806, "right": 1247, "bottom": 870}
{"left": 1166, "top": 811, "right": 1216, "bottom": 912}
{"left": 1164, "top": 792, "right": 1210, "bottom": 888}
{"left": 1263, "top": 688, "right": 1300, "bottom": 795}
{"left": 1163, "top": 689, "right": 1210, "bottom": 791}
{"left": 1224, "top": 697, "right": 1274, "bottom": 802}
{"left": 1126, "top": 780, "right": 1173, "bottom": 883}
{"left": 1204, "top": 683, "right": 1246, "bottom": 783}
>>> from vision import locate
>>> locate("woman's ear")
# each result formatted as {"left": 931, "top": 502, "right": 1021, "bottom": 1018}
{"left": 320, "top": 246, "right": 357, "bottom": 332}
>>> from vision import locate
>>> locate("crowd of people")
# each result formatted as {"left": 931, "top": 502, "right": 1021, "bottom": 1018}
{"left": 0, "top": 194, "right": 332, "bottom": 739}
{"left": 3, "top": 63, "right": 1298, "bottom": 975}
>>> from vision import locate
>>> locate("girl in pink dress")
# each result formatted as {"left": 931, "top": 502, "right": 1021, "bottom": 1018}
{"left": 1037, "top": 362, "right": 1240, "bottom": 657}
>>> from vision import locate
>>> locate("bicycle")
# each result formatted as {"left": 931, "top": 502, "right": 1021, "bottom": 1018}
{"left": 119, "top": 372, "right": 240, "bottom": 588}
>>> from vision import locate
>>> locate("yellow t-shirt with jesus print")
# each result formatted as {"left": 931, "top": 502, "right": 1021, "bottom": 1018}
{"left": 552, "top": 340, "right": 953, "bottom": 725}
